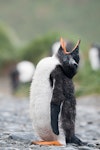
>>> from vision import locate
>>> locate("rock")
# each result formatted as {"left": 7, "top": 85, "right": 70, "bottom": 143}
{"left": 9, "top": 132, "right": 37, "bottom": 143}
{"left": 78, "top": 146, "right": 94, "bottom": 150}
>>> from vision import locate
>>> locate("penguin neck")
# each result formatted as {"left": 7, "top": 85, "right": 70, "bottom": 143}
{"left": 54, "top": 53, "right": 76, "bottom": 79}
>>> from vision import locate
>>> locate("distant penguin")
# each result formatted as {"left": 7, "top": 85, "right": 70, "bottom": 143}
{"left": 10, "top": 61, "right": 35, "bottom": 93}
{"left": 30, "top": 37, "right": 84, "bottom": 146}
{"left": 16, "top": 61, "right": 35, "bottom": 83}
{"left": 89, "top": 44, "right": 100, "bottom": 70}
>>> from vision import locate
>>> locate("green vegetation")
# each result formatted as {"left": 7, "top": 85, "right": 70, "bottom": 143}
{"left": 0, "top": 25, "right": 14, "bottom": 67}
{"left": 75, "top": 61, "right": 100, "bottom": 97}
{"left": 0, "top": 0, "right": 99, "bottom": 43}
{"left": 20, "top": 33, "right": 60, "bottom": 65}
{"left": 0, "top": 0, "right": 100, "bottom": 97}
{"left": 0, "top": 24, "right": 99, "bottom": 97}
{"left": 0, "top": 23, "right": 20, "bottom": 69}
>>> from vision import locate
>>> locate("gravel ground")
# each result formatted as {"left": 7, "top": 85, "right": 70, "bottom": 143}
{"left": 0, "top": 94, "right": 100, "bottom": 150}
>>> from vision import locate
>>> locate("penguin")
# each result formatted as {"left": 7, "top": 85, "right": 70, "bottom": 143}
{"left": 10, "top": 61, "right": 35, "bottom": 93}
{"left": 30, "top": 37, "right": 84, "bottom": 146}
{"left": 89, "top": 44, "right": 100, "bottom": 71}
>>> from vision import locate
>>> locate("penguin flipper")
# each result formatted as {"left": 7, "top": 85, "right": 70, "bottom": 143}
{"left": 50, "top": 65, "right": 66, "bottom": 135}
{"left": 51, "top": 102, "right": 60, "bottom": 135}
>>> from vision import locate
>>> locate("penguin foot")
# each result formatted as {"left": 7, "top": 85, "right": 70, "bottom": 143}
{"left": 71, "top": 135, "right": 85, "bottom": 146}
{"left": 66, "top": 135, "right": 87, "bottom": 146}
{"left": 31, "top": 140, "right": 63, "bottom": 146}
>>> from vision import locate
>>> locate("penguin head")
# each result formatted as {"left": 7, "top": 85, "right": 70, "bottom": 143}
{"left": 57, "top": 37, "right": 81, "bottom": 78}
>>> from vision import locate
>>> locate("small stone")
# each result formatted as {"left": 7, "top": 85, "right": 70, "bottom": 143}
{"left": 87, "top": 121, "right": 93, "bottom": 124}
{"left": 78, "top": 146, "right": 94, "bottom": 150}
{"left": 92, "top": 138, "right": 97, "bottom": 140}
{"left": 87, "top": 143, "right": 96, "bottom": 147}
{"left": 9, "top": 132, "right": 37, "bottom": 143}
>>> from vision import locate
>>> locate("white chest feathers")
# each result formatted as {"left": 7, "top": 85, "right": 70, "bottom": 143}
{"left": 30, "top": 55, "right": 61, "bottom": 141}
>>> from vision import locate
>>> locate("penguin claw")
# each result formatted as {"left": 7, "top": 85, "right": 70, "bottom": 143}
{"left": 66, "top": 135, "right": 87, "bottom": 146}
{"left": 71, "top": 135, "right": 85, "bottom": 146}
{"left": 31, "top": 140, "right": 63, "bottom": 146}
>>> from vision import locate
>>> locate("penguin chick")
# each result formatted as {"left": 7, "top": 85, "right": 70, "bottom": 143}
{"left": 30, "top": 37, "right": 84, "bottom": 146}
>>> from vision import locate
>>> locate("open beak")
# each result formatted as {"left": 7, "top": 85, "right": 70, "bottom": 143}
{"left": 60, "top": 37, "right": 81, "bottom": 54}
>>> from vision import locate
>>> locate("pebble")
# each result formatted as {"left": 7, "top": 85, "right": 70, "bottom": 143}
{"left": 0, "top": 95, "right": 100, "bottom": 150}
{"left": 9, "top": 132, "right": 37, "bottom": 143}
